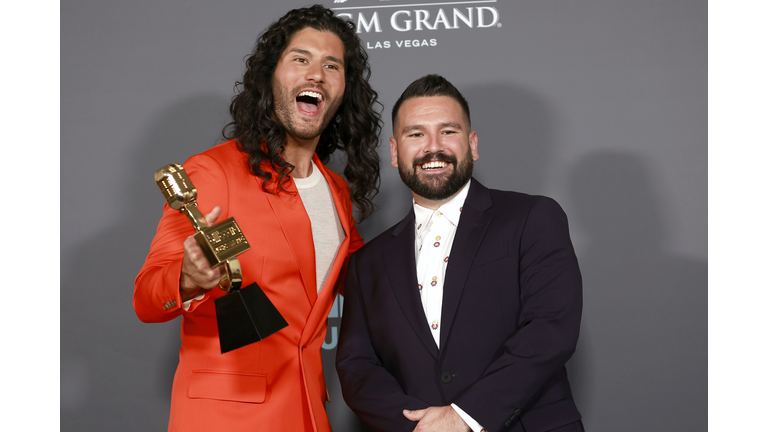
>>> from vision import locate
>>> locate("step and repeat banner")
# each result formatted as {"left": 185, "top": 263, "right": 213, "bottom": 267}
{"left": 62, "top": 1, "right": 706, "bottom": 431}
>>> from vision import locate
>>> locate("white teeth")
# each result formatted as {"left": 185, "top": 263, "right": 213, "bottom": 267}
{"left": 298, "top": 91, "right": 323, "bottom": 102}
{"left": 421, "top": 161, "right": 448, "bottom": 170}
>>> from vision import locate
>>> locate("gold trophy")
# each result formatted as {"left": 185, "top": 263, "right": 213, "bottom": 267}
{"left": 154, "top": 163, "right": 248, "bottom": 292}
{"left": 155, "top": 163, "right": 287, "bottom": 353}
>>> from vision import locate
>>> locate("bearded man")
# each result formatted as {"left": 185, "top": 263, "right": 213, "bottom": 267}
{"left": 134, "top": 5, "right": 382, "bottom": 432}
{"left": 336, "top": 75, "right": 585, "bottom": 432}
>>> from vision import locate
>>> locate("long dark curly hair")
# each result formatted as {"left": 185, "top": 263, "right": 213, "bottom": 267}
{"left": 222, "top": 4, "right": 382, "bottom": 221}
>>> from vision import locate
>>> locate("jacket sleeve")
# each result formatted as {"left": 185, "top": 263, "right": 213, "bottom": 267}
{"left": 133, "top": 154, "right": 230, "bottom": 323}
{"left": 336, "top": 252, "right": 430, "bottom": 432}
{"left": 452, "top": 197, "right": 583, "bottom": 430}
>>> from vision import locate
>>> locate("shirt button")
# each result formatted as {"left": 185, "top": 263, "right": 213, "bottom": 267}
{"left": 435, "top": 235, "right": 441, "bottom": 240}
{"left": 440, "top": 372, "right": 452, "bottom": 383}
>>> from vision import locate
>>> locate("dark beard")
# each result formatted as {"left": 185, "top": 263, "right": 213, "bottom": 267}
{"left": 398, "top": 149, "right": 473, "bottom": 201}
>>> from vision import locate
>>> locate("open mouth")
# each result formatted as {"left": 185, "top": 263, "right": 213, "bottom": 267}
{"left": 415, "top": 153, "right": 457, "bottom": 172}
{"left": 296, "top": 90, "right": 324, "bottom": 115}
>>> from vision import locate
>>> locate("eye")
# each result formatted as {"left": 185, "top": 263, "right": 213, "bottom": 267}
{"left": 325, "top": 64, "right": 341, "bottom": 71}
{"left": 294, "top": 57, "right": 308, "bottom": 64}
{"left": 408, "top": 132, "right": 424, "bottom": 138}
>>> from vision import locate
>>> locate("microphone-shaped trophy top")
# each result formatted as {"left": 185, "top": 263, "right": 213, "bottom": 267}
{"left": 154, "top": 163, "right": 197, "bottom": 210}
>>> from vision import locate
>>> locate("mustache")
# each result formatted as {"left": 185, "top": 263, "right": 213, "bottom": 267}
{"left": 292, "top": 83, "right": 325, "bottom": 96}
{"left": 412, "top": 152, "right": 457, "bottom": 168}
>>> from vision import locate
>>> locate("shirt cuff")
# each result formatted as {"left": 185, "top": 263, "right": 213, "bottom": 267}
{"left": 182, "top": 292, "right": 205, "bottom": 311}
{"left": 451, "top": 403, "right": 485, "bottom": 432}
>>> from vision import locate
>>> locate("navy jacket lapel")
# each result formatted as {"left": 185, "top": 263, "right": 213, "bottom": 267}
{"left": 384, "top": 209, "right": 440, "bottom": 360}
{"left": 439, "top": 180, "right": 494, "bottom": 352}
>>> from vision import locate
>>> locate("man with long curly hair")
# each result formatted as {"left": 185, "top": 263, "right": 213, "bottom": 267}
{"left": 134, "top": 5, "right": 382, "bottom": 432}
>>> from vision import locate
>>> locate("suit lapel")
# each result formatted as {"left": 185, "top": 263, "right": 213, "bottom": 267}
{"left": 439, "top": 180, "right": 493, "bottom": 352}
{"left": 385, "top": 210, "right": 439, "bottom": 360}
{"left": 263, "top": 176, "right": 317, "bottom": 305}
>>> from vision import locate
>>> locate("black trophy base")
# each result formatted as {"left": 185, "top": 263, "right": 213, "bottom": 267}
{"left": 214, "top": 282, "right": 288, "bottom": 354}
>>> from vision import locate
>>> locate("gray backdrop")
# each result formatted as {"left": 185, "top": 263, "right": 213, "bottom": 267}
{"left": 61, "top": 1, "right": 706, "bottom": 431}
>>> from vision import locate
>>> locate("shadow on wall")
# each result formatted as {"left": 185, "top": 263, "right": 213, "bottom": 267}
{"left": 61, "top": 95, "right": 231, "bottom": 431}
{"left": 565, "top": 151, "right": 707, "bottom": 432}
{"left": 463, "top": 82, "right": 556, "bottom": 195}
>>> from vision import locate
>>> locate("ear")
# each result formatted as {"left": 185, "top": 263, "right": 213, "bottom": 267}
{"left": 390, "top": 137, "right": 399, "bottom": 168}
{"left": 469, "top": 130, "right": 479, "bottom": 161}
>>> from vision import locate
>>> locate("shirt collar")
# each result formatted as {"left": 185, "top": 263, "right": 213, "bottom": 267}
{"left": 293, "top": 159, "right": 321, "bottom": 189}
{"left": 413, "top": 179, "right": 472, "bottom": 235}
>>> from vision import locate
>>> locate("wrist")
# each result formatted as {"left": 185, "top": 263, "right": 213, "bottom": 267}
{"left": 179, "top": 275, "right": 202, "bottom": 302}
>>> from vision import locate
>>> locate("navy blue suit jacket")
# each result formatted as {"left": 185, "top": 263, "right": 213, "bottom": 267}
{"left": 336, "top": 180, "right": 583, "bottom": 432}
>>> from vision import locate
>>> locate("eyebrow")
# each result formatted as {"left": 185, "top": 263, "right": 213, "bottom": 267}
{"left": 400, "top": 125, "right": 423, "bottom": 134}
{"left": 439, "top": 122, "right": 464, "bottom": 130}
{"left": 287, "top": 48, "right": 344, "bottom": 66}
{"left": 401, "top": 122, "right": 464, "bottom": 134}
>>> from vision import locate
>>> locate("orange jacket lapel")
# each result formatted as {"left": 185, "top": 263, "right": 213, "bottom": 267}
{"left": 263, "top": 176, "right": 317, "bottom": 305}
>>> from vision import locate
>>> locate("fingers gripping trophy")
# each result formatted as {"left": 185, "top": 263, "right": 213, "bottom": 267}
{"left": 155, "top": 163, "right": 287, "bottom": 353}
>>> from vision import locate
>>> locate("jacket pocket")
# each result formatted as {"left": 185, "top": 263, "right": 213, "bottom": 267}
{"left": 469, "top": 241, "right": 509, "bottom": 270}
{"left": 519, "top": 398, "right": 581, "bottom": 431}
{"left": 188, "top": 370, "right": 267, "bottom": 404}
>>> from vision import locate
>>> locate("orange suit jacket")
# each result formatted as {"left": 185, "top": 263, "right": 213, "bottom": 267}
{"left": 134, "top": 140, "right": 363, "bottom": 432}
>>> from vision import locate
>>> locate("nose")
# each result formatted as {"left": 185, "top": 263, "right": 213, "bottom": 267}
{"left": 304, "top": 61, "right": 325, "bottom": 83}
{"left": 424, "top": 132, "right": 442, "bottom": 154}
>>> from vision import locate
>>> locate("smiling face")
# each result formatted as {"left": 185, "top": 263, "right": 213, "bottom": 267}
{"left": 272, "top": 27, "right": 346, "bottom": 145}
{"left": 390, "top": 96, "right": 479, "bottom": 208}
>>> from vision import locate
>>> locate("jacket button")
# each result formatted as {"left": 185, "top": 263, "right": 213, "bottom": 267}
{"left": 505, "top": 409, "right": 522, "bottom": 427}
{"left": 440, "top": 372, "right": 452, "bottom": 383}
